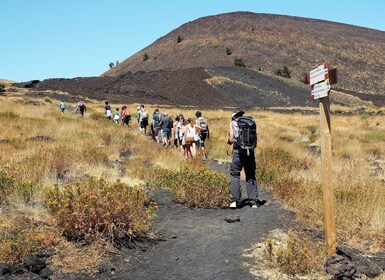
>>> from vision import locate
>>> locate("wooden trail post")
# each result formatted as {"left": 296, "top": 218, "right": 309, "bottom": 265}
{"left": 308, "top": 64, "right": 337, "bottom": 256}
{"left": 319, "top": 96, "right": 336, "bottom": 255}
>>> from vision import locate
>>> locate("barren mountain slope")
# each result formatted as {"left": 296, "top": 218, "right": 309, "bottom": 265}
{"left": 103, "top": 12, "right": 385, "bottom": 96}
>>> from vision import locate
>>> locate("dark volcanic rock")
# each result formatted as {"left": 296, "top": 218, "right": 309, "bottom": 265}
{"left": 23, "top": 255, "right": 46, "bottom": 274}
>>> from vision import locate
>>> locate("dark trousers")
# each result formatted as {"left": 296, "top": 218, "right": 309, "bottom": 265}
{"left": 230, "top": 148, "right": 258, "bottom": 202}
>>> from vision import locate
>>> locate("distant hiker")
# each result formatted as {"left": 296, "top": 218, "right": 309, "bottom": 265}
{"left": 160, "top": 112, "right": 173, "bottom": 146}
{"left": 138, "top": 105, "right": 149, "bottom": 134}
{"left": 173, "top": 115, "right": 183, "bottom": 148}
{"left": 227, "top": 110, "right": 258, "bottom": 209}
{"left": 113, "top": 108, "right": 120, "bottom": 124}
{"left": 195, "top": 111, "right": 209, "bottom": 160}
{"left": 77, "top": 100, "right": 86, "bottom": 116}
{"left": 182, "top": 118, "right": 196, "bottom": 158}
{"left": 59, "top": 100, "right": 65, "bottom": 114}
{"left": 135, "top": 106, "right": 141, "bottom": 127}
{"left": 151, "top": 109, "right": 162, "bottom": 143}
{"left": 120, "top": 106, "right": 128, "bottom": 127}
{"left": 105, "top": 101, "right": 112, "bottom": 120}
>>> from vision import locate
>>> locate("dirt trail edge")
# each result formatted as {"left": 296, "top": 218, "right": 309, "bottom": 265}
{"left": 97, "top": 160, "right": 296, "bottom": 280}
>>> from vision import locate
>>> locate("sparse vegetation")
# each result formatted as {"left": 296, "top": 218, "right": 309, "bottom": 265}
{"left": 45, "top": 177, "right": 157, "bottom": 243}
{"left": 143, "top": 53, "right": 149, "bottom": 61}
{"left": 275, "top": 66, "right": 291, "bottom": 78}
{"left": 0, "top": 92, "right": 384, "bottom": 278}
{"left": 0, "top": 83, "right": 5, "bottom": 95}
{"left": 300, "top": 72, "right": 309, "bottom": 84}
{"left": 177, "top": 35, "right": 184, "bottom": 43}
{"left": 234, "top": 58, "right": 246, "bottom": 67}
{"left": 226, "top": 47, "right": 232, "bottom": 55}
{"left": 263, "top": 231, "right": 325, "bottom": 276}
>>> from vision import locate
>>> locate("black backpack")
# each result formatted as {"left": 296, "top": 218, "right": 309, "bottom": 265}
{"left": 235, "top": 116, "right": 257, "bottom": 151}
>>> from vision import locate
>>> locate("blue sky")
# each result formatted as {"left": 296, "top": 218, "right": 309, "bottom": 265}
{"left": 1, "top": 0, "right": 384, "bottom": 82}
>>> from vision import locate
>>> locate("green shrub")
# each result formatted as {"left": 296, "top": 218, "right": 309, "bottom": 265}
{"left": 143, "top": 163, "right": 230, "bottom": 208}
{"left": 177, "top": 35, "right": 184, "bottom": 43}
{"left": 143, "top": 53, "right": 149, "bottom": 61}
{"left": 226, "top": 47, "right": 232, "bottom": 55}
{"left": 171, "top": 168, "right": 230, "bottom": 208}
{"left": 44, "top": 177, "right": 157, "bottom": 243}
{"left": 234, "top": 58, "right": 246, "bottom": 67}
{"left": 0, "top": 172, "right": 40, "bottom": 205}
{"left": 0, "top": 84, "right": 5, "bottom": 95}
{"left": 275, "top": 66, "right": 291, "bottom": 78}
{"left": 256, "top": 146, "right": 298, "bottom": 184}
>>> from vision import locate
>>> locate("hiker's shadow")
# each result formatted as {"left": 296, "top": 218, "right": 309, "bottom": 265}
{"left": 237, "top": 198, "right": 269, "bottom": 208}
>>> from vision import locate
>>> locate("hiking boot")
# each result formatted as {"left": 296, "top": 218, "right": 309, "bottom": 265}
{"left": 251, "top": 201, "right": 259, "bottom": 208}
{"left": 229, "top": 201, "right": 237, "bottom": 209}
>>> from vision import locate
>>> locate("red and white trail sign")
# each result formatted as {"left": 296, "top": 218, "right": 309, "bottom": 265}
{"left": 311, "top": 80, "right": 331, "bottom": 100}
{"left": 308, "top": 64, "right": 329, "bottom": 86}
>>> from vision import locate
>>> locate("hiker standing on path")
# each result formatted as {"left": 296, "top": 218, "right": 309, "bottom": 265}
{"left": 138, "top": 105, "right": 149, "bottom": 135}
{"left": 105, "top": 101, "right": 112, "bottom": 120}
{"left": 77, "top": 100, "right": 86, "bottom": 116}
{"left": 113, "top": 108, "right": 120, "bottom": 124}
{"left": 151, "top": 109, "right": 162, "bottom": 143}
{"left": 160, "top": 112, "right": 173, "bottom": 147}
{"left": 227, "top": 110, "right": 258, "bottom": 209}
{"left": 195, "top": 111, "right": 209, "bottom": 160}
{"left": 59, "top": 100, "right": 65, "bottom": 114}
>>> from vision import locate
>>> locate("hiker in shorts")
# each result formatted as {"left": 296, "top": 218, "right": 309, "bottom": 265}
{"left": 195, "top": 111, "right": 209, "bottom": 160}
{"left": 105, "top": 101, "right": 112, "bottom": 120}
{"left": 138, "top": 105, "right": 149, "bottom": 134}
{"left": 59, "top": 100, "right": 65, "bottom": 114}
{"left": 77, "top": 100, "right": 86, "bottom": 116}
{"left": 227, "top": 110, "right": 258, "bottom": 209}
{"left": 113, "top": 108, "right": 120, "bottom": 124}
{"left": 160, "top": 112, "right": 173, "bottom": 146}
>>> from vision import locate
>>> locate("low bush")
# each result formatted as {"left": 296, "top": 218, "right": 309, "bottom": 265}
{"left": 256, "top": 146, "right": 298, "bottom": 184}
{"left": 275, "top": 66, "right": 291, "bottom": 78}
{"left": 142, "top": 161, "right": 230, "bottom": 208}
{"left": 172, "top": 168, "right": 230, "bottom": 208}
{"left": 44, "top": 177, "right": 157, "bottom": 244}
{"left": 264, "top": 231, "right": 324, "bottom": 276}
{"left": 0, "top": 83, "right": 5, "bottom": 95}
{"left": 234, "top": 58, "right": 246, "bottom": 67}
{"left": 0, "top": 215, "right": 58, "bottom": 265}
{"left": 0, "top": 172, "right": 41, "bottom": 205}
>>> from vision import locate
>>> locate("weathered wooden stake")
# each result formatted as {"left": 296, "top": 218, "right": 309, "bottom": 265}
{"left": 319, "top": 96, "right": 336, "bottom": 256}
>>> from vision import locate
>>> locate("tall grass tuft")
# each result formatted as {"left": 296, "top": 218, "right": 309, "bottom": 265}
{"left": 44, "top": 177, "right": 157, "bottom": 244}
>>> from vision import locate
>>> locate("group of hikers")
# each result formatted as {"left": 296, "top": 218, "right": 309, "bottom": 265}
{"left": 59, "top": 99, "right": 259, "bottom": 209}
{"left": 104, "top": 103, "right": 210, "bottom": 160}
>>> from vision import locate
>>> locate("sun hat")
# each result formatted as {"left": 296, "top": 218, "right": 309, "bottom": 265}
{"left": 231, "top": 110, "right": 245, "bottom": 119}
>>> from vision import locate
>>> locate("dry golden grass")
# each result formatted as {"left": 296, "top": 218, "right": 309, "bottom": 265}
{"left": 1, "top": 91, "right": 384, "bottom": 277}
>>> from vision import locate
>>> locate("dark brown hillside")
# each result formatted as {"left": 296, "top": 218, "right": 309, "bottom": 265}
{"left": 26, "top": 66, "right": 316, "bottom": 108}
{"left": 103, "top": 12, "right": 385, "bottom": 97}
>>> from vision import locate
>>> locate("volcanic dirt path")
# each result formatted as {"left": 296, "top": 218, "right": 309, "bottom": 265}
{"left": 96, "top": 160, "right": 295, "bottom": 280}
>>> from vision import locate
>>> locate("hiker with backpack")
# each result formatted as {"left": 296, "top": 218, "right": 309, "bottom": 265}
{"left": 151, "top": 109, "right": 162, "bottom": 143}
{"left": 227, "top": 110, "right": 259, "bottom": 209}
{"left": 138, "top": 105, "right": 149, "bottom": 134}
{"left": 195, "top": 111, "right": 209, "bottom": 160}
{"left": 77, "top": 99, "right": 86, "bottom": 116}
{"left": 160, "top": 112, "right": 173, "bottom": 147}
{"left": 59, "top": 100, "right": 65, "bottom": 114}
